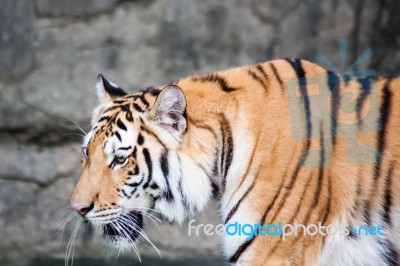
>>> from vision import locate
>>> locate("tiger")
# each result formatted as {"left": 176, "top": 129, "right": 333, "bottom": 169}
{"left": 70, "top": 58, "right": 400, "bottom": 266}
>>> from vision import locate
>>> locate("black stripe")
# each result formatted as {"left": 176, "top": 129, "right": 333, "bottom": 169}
{"left": 103, "top": 105, "right": 120, "bottom": 113}
{"left": 247, "top": 69, "right": 268, "bottom": 91}
{"left": 117, "top": 119, "right": 127, "bottom": 131}
{"left": 229, "top": 185, "right": 281, "bottom": 263}
{"left": 286, "top": 58, "right": 311, "bottom": 143}
{"left": 104, "top": 104, "right": 130, "bottom": 114}
{"left": 256, "top": 64, "right": 269, "bottom": 85}
{"left": 137, "top": 133, "right": 144, "bottom": 145}
{"left": 211, "top": 182, "right": 219, "bottom": 198}
{"left": 212, "top": 149, "right": 220, "bottom": 191}
{"left": 227, "top": 133, "right": 260, "bottom": 207}
{"left": 128, "top": 165, "right": 139, "bottom": 176}
{"left": 271, "top": 132, "right": 310, "bottom": 225}
{"left": 125, "top": 111, "right": 133, "bottom": 122}
{"left": 177, "top": 156, "right": 191, "bottom": 212}
{"left": 374, "top": 78, "right": 393, "bottom": 182}
{"left": 351, "top": 172, "right": 363, "bottom": 221}
{"left": 279, "top": 138, "right": 327, "bottom": 251}
{"left": 291, "top": 173, "right": 314, "bottom": 221}
{"left": 133, "top": 103, "right": 144, "bottom": 112}
{"left": 143, "top": 86, "right": 160, "bottom": 96}
{"left": 365, "top": 78, "right": 393, "bottom": 223}
{"left": 224, "top": 181, "right": 255, "bottom": 224}
{"left": 115, "top": 131, "right": 122, "bottom": 141}
{"left": 118, "top": 146, "right": 131, "bottom": 151}
{"left": 383, "top": 161, "right": 394, "bottom": 225}
{"left": 140, "top": 125, "right": 167, "bottom": 150}
{"left": 160, "top": 151, "right": 173, "bottom": 202}
{"left": 121, "top": 189, "right": 130, "bottom": 198}
{"left": 327, "top": 70, "right": 340, "bottom": 144}
{"left": 102, "top": 76, "right": 127, "bottom": 97}
{"left": 142, "top": 148, "right": 153, "bottom": 189}
{"left": 269, "top": 62, "right": 284, "bottom": 92}
{"left": 229, "top": 146, "right": 293, "bottom": 263}
{"left": 229, "top": 144, "right": 288, "bottom": 263}
{"left": 120, "top": 104, "right": 130, "bottom": 113}
{"left": 284, "top": 58, "right": 312, "bottom": 170}
{"left": 187, "top": 117, "right": 218, "bottom": 139}
{"left": 125, "top": 94, "right": 140, "bottom": 99}
{"left": 126, "top": 172, "right": 144, "bottom": 187}
{"left": 381, "top": 239, "right": 399, "bottom": 266}
{"left": 150, "top": 182, "right": 159, "bottom": 189}
{"left": 178, "top": 166, "right": 191, "bottom": 212}
{"left": 132, "top": 146, "right": 137, "bottom": 158}
{"left": 127, "top": 181, "right": 140, "bottom": 187}
{"left": 130, "top": 187, "right": 138, "bottom": 196}
{"left": 266, "top": 149, "right": 297, "bottom": 221}
{"left": 321, "top": 174, "right": 331, "bottom": 225}
{"left": 98, "top": 116, "right": 111, "bottom": 123}
{"left": 220, "top": 115, "right": 234, "bottom": 193}
{"left": 312, "top": 127, "right": 325, "bottom": 208}
{"left": 267, "top": 174, "right": 314, "bottom": 258}
{"left": 139, "top": 94, "right": 149, "bottom": 108}
{"left": 269, "top": 161, "right": 305, "bottom": 223}
{"left": 355, "top": 76, "right": 373, "bottom": 127}
{"left": 192, "top": 74, "right": 237, "bottom": 92}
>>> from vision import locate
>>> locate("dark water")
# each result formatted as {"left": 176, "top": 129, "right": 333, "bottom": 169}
{"left": 0, "top": 255, "right": 226, "bottom": 266}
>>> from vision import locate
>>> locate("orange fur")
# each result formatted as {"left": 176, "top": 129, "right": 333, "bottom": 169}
{"left": 71, "top": 59, "right": 400, "bottom": 265}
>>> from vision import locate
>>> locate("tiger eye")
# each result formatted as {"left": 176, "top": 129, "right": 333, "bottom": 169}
{"left": 116, "top": 156, "right": 126, "bottom": 163}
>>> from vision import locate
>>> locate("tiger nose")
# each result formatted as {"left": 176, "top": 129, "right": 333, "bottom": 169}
{"left": 72, "top": 203, "right": 94, "bottom": 216}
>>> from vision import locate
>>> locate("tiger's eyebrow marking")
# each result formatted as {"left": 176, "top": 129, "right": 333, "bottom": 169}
{"left": 117, "top": 146, "right": 132, "bottom": 151}
{"left": 117, "top": 119, "right": 127, "bottom": 131}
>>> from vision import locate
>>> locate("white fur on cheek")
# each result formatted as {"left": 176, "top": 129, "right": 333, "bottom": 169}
{"left": 179, "top": 153, "right": 212, "bottom": 215}
{"left": 154, "top": 151, "right": 213, "bottom": 224}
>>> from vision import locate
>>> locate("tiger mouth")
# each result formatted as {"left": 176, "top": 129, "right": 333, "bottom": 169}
{"left": 102, "top": 212, "right": 143, "bottom": 241}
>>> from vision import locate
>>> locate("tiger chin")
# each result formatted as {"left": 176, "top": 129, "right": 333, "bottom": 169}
{"left": 70, "top": 59, "right": 400, "bottom": 266}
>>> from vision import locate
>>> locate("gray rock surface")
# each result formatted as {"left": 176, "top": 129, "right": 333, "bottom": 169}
{"left": 0, "top": 0, "right": 36, "bottom": 82}
{"left": 0, "top": 0, "right": 399, "bottom": 265}
{"left": 34, "top": 0, "right": 120, "bottom": 17}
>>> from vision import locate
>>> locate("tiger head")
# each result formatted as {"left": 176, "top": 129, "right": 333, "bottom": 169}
{"left": 70, "top": 75, "right": 211, "bottom": 250}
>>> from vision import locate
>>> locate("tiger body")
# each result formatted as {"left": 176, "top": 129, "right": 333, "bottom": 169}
{"left": 71, "top": 59, "right": 400, "bottom": 266}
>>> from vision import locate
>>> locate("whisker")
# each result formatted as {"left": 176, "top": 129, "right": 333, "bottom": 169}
{"left": 112, "top": 222, "right": 142, "bottom": 262}
{"left": 118, "top": 216, "right": 162, "bottom": 257}
{"left": 135, "top": 210, "right": 161, "bottom": 222}
{"left": 128, "top": 207, "right": 163, "bottom": 215}
{"left": 56, "top": 206, "right": 74, "bottom": 213}
{"left": 134, "top": 212, "right": 164, "bottom": 238}
{"left": 65, "top": 218, "right": 81, "bottom": 266}
{"left": 60, "top": 115, "right": 87, "bottom": 136}
{"left": 55, "top": 212, "right": 78, "bottom": 249}
{"left": 139, "top": 212, "right": 162, "bottom": 226}
{"left": 56, "top": 212, "right": 77, "bottom": 235}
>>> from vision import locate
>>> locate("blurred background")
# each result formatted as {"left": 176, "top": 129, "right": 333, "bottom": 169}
{"left": 0, "top": 0, "right": 399, "bottom": 265}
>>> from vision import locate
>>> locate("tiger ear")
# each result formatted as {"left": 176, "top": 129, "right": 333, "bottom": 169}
{"left": 96, "top": 74, "right": 127, "bottom": 103}
{"left": 150, "top": 85, "right": 187, "bottom": 135}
